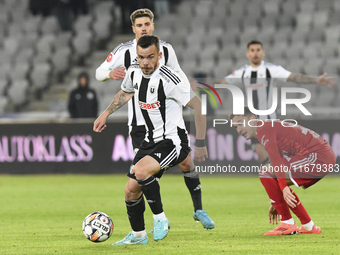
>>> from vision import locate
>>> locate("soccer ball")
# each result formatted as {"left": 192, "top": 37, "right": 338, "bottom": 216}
{"left": 82, "top": 212, "right": 114, "bottom": 242}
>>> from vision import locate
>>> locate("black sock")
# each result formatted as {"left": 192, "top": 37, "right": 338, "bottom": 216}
{"left": 183, "top": 170, "right": 202, "bottom": 211}
{"left": 137, "top": 176, "right": 163, "bottom": 215}
{"left": 126, "top": 194, "right": 145, "bottom": 231}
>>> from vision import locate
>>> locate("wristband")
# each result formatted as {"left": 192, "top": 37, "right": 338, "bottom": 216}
{"left": 195, "top": 139, "right": 205, "bottom": 147}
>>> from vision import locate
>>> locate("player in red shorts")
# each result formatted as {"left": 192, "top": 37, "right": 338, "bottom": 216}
{"left": 230, "top": 106, "right": 336, "bottom": 236}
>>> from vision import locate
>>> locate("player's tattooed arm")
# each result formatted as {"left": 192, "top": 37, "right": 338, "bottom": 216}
{"left": 106, "top": 90, "right": 134, "bottom": 114}
{"left": 287, "top": 73, "right": 317, "bottom": 84}
{"left": 93, "top": 90, "right": 134, "bottom": 133}
{"left": 288, "top": 73, "right": 335, "bottom": 87}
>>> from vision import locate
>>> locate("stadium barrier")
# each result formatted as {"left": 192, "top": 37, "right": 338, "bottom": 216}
{"left": 0, "top": 119, "right": 339, "bottom": 175}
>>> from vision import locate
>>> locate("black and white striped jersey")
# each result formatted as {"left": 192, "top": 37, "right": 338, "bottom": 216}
{"left": 121, "top": 64, "right": 191, "bottom": 145}
{"left": 96, "top": 38, "right": 189, "bottom": 128}
{"left": 225, "top": 61, "right": 291, "bottom": 119}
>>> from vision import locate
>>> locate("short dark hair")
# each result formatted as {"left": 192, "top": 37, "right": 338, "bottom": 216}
{"left": 229, "top": 106, "right": 257, "bottom": 120}
{"left": 137, "top": 35, "right": 160, "bottom": 53}
{"left": 247, "top": 40, "right": 263, "bottom": 49}
{"left": 130, "top": 8, "right": 154, "bottom": 26}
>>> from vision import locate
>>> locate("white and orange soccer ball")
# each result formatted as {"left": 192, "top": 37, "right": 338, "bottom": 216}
{"left": 82, "top": 212, "right": 114, "bottom": 242}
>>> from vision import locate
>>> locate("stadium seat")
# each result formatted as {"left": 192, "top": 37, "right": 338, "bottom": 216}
{"left": 0, "top": 79, "right": 8, "bottom": 96}
{"left": 0, "top": 63, "right": 12, "bottom": 81}
{"left": 155, "top": 28, "right": 172, "bottom": 42}
{"left": 263, "top": 1, "right": 280, "bottom": 15}
{"left": 3, "top": 36, "right": 22, "bottom": 57}
{"left": 54, "top": 31, "right": 72, "bottom": 51}
{"left": 7, "top": 23, "right": 24, "bottom": 38}
{"left": 314, "top": 87, "right": 336, "bottom": 107}
{"left": 301, "top": 44, "right": 322, "bottom": 60}
{"left": 266, "top": 42, "right": 286, "bottom": 60}
{"left": 302, "top": 61, "right": 323, "bottom": 76}
{"left": 21, "top": 33, "right": 39, "bottom": 50}
{"left": 72, "top": 31, "right": 93, "bottom": 63}
{"left": 305, "top": 28, "right": 325, "bottom": 43}
{"left": 281, "top": 0, "right": 300, "bottom": 15}
{"left": 197, "top": 45, "right": 219, "bottom": 63}
{"left": 23, "top": 15, "right": 43, "bottom": 34}
{"left": 177, "top": 1, "right": 195, "bottom": 17}
{"left": 220, "top": 30, "right": 239, "bottom": 46}
{"left": 73, "top": 14, "right": 93, "bottom": 33}
{"left": 212, "top": 4, "right": 227, "bottom": 19}
{"left": 299, "top": 1, "right": 316, "bottom": 13}
{"left": 93, "top": 1, "right": 114, "bottom": 18}
{"left": 0, "top": 96, "right": 8, "bottom": 116}
{"left": 217, "top": 45, "right": 236, "bottom": 63}
{"left": 93, "top": 15, "right": 114, "bottom": 43}
{"left": 290, "top": 29, "right": 308, "bottom": 44}
{"left": 238, "top": 26, "right": 261, "bottom": 45}
{"left": 30, "top": 62, "right": 52, "bottom": 91}
{"left": 319, "top": 44, "right": 338, "bottom": 58}
{"left": 324, "top": 25, "right": 340, "bottom": 43}
{"left": 194, "top": 0, "right": 213, "bottom": 17}
{"left": 322, "top": 58, "right": 339, "bottom": 77}
{"left": 184, "top": 33, "right": 204, "bottom": 50}
{"left": 8, "top": 79, "right": 29, "bottom": 106}
{"left": 213, "top": 59, "right": 234, "bottom": 79}
{"left": 9, "top": 62, "right": 30, "bottom": 81}
{"left": 312, "top": 11, "right": 328, "bottom": 30}
{"left": 315, "top": 0, "right": 334, "bottom": 11}
{"left": 41, "top": 16, "right": 60, "bottom": 35}
{"left": 284, "top": 59, "right": 305, "bottom": 73}
{"left": 51, "top": 47, "right": 72, "bottom": 82}
{"left": 36, "top": 34, "right": 56, "bottom": 55}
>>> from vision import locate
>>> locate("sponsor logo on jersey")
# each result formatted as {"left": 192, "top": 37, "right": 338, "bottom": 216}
{"left": 150, "top": 86, "right": 155, "bottom": 93}
{"left": 133, "top": 83, "right": 138, "bottom": 90}
{"left": 106, "top": 53, "right": 113, "bottom": 62}
{"left": 138, "top": 101, "right": 160, "bottom": 110}
{"left": 245, "top": 81, "right": 268, "bottom": 90}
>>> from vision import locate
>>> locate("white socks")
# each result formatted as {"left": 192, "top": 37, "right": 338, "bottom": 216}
{"left": 132, "top": 230, "right": 147, "bottom": 238}
{"left": 302, "top": 220, "right": 314, "bottom": 231}
{"left": 153, "top": 212, "right": 167, "bottom": 220}
{"left": 281, "top": 218, "right": 295, "bottom": 225}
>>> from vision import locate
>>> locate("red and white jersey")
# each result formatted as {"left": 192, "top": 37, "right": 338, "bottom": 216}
{"left": 225, "top": 61, "right": 291, "bottom": 120}
{"left": 256, "top": 121, "right": 331, "bottom": 188}
{"left": 121, "top": 64, "right": 192, "bottom": 145}
{"left": 96, "top": 38, "right": 189, "bottom": 128}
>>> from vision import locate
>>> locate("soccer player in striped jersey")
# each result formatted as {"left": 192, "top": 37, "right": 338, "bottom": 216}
{"left": 210, "top": 40, "right": 335, "bottom": 167}
{"left": 231, "top": 106, "right": 336, "bottom": 235}
{"left": 96, "top": 9, "right": 214, "bottom": 230}
{"left": 94, "top": 35, "right": 207, "bottom": 244}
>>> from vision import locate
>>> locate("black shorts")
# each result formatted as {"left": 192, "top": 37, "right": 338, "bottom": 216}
{"left": 127, "top": 139, "right": 190, "bottom": 180}
{"left": 129, "top": 125, "right": 146, "bottom": 150}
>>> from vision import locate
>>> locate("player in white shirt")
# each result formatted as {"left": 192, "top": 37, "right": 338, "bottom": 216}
{"left": 211, "top": 40, "right": 335, "bottom": 165}
{"left": 94, "top": 35, "right": 207, "bottom": 245}
{"left": 96, "top": 9, "right": 214, "bottom": 230}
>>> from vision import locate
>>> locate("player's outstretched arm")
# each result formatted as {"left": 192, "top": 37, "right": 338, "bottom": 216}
{"left": 186, "top": 96, "right": 208, "bottom": 162}
{"left": 108, "top": 68, "right": 126, "bottom": 80}
{"left": 95, "top": 66, "right": 126, "bottom": 81}
{"left": 93, "top": 90, "right": 134, "bottom": 133}
{"left": 287, "top": 73, "right": 335, "bottom": 87}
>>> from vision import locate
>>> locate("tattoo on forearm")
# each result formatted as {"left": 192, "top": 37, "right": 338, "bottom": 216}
{"left": 288, "top": 74, "right": 317, "bottom": 84}
{"left": 106, "top": 91, "right": 128, "bottom": 114}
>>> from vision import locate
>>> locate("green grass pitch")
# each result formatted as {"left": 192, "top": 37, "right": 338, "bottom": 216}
{"left": 0, "top": 174, "right": 338, "bottom": 254}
